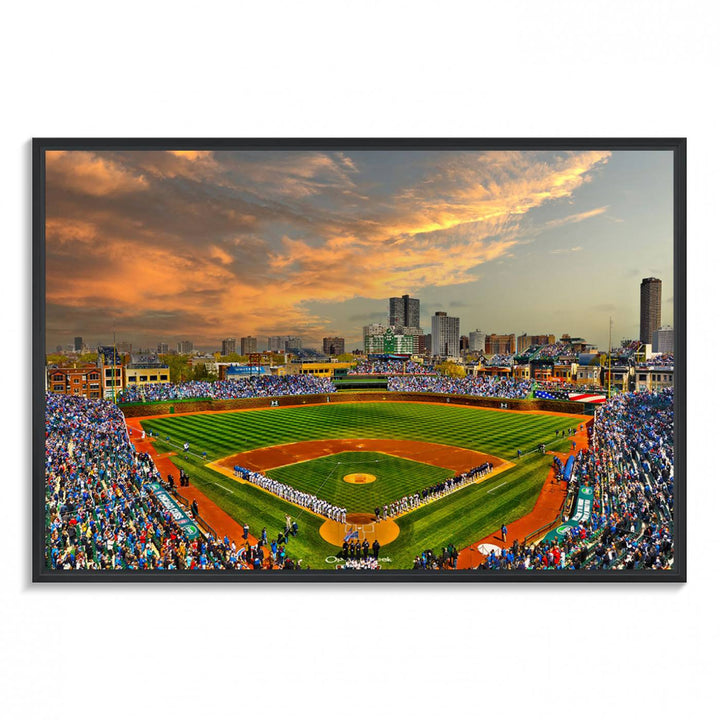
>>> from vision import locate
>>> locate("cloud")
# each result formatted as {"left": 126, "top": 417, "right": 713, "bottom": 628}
{"left": 550, "top": 246, "right": 583, "bottom": 255}
{"left": 168, "top": 150, "right": 213, "bottom": 160}
{"left": 46, "top": 150, "right": 148, "bottom": 196}
{"left": 45, "top": 149, "right": 612, "bottom": 346}
{"left": 544, "top": 206, "right": 609, "bottom": 230}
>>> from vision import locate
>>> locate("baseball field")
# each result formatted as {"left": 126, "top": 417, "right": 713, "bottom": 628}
{"left": 139, "top": 400, "right": 580, "bottom": 568}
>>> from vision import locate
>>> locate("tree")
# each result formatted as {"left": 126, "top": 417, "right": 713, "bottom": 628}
{"left": 192, "top": 363, "right": 217, "bottom": 381}
{"left": 160, "top": 353, "right": 194, "bottom": 382}
{"left": 436, "top": 360, "right": 466, "bottom": 378}
{"left": 336, "top": 353, "right": 355, "bottom": 362}
{"left": 78, "top": 352, "right": 98, "bottom": 364}
{"left": 45, "top": 353, "right": 70, "bottom": 365}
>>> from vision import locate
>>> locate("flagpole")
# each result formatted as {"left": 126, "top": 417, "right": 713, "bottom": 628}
{"left": 607, "top": 317, "right": 612, "bottom": 398}
{"left": 113, "top": 330, "right": 117, "bottom": 403}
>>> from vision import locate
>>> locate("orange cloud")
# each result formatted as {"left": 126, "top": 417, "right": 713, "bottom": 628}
{"left": 45, "top": 149, "right": 613, "bottom": 344}
{"left": 168, "top": 150, "right": 213, "bottom": 160}
{"left": 46, "top": 150, "right": 148, "bottom": 196}
{"left": 544, "top": 206, "right": 608, "bottom": 230}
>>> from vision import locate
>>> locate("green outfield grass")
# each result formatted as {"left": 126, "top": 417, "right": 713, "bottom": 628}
{"left": 141, "top": 401, "right": 577, "bottom": 461}
{"left": 138, "top": 401, "right": 580, "bottom": 569}
{"left": 265, "top": 451, "right": 453, "bottom": 513}
{"left": 166, "top": 449, "right": 567, "bottom": 569}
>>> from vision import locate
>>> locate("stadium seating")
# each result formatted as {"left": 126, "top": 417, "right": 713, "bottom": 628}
{"left": 45, "top": 394, "right": 300, "bottom": 571}
{"left": 116, "top": 375, "right": 336, "bottom": 403}
{"left": 388, "top": 374, "right": 533, "bottom": 399}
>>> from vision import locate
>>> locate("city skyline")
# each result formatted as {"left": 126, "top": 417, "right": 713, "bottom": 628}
{"left": 45, "top": 149, "right": 674, "bottom": 350}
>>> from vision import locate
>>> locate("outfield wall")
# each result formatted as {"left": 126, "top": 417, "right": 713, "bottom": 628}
{"left": 119, "top": 391, "right": 588, "bottom": 418}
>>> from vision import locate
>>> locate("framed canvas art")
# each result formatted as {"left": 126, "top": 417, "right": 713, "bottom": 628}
{"left": 32, "top": 138, "right": 685, "bottom": 582}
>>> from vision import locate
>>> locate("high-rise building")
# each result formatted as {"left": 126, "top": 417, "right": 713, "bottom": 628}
{"left": 323, "top": 337, "right": 345, "bottom": 355}
{"left": 460, "top": 335, "right": 469, "bottom": 352}
{"left": 431, "top": 312, "right": 460, "bottom": 357}
{"left": 640, "top": 277, "right": 662, "bottom": 345}
{"left": 221, "top": 338, "right": 237, "bottom": 355}
{"left": 469, "top": 330, "right": 486, "bottom": 352}
{"left": 240, "top": 336, "right": 257, "bottom": 356}
{"left": 485, "top": 334, "right": 516, "bottom": 355}
{"left": 268, "top": 336, "right": 303, "bottom": 352}
{"left": 517, "top": 333, "right": 556, "bottom": 353}
{"left": 363, "top": 323, "right": 386, "bottom": 341}
{"left": 157, "top": 342, "right": 169, "bottom": 354}
{"left": 74, "top": 336, "right": 83, "bottom": 352}
{"left": 267, "top": 336, "right": 284, "bottom": 353}
{"left": 116, "top": 341, "right": 132, "bottom": 354}
{"left": 177, "top": 340, "right": 194, "bottom": 354}
{"left": 652, "top": 325, "right": 674, "bottom": 354}
{"left": 389, "top": 294, "right": 420, "bottom": 329}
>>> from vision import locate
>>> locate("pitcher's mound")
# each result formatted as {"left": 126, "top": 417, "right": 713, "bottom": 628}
{"left": 319, "top": 517, "right": 400, "bottom": 546}
{"left": 344, "top": 473, "right": 376, "bottom": 484}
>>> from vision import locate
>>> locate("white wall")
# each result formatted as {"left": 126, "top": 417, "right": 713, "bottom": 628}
{"left": 3, "top": 2, "right": 716, "bottom": 719}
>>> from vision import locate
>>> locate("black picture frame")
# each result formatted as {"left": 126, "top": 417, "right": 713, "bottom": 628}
{"left": 33, "top": 137, "right": 686, "bottom": 583}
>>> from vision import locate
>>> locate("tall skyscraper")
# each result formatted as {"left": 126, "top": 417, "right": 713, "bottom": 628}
{"left": 221, "top": 338, "right": 236, "bottom": 355}
{"left": 389, "top": 294, "right": 420, "bottom": 329}
{"left": 640, "top": 277, "right": 662, "bottom": 345}
{"left": 240, "top": 336, "right": 257, "bottom": 356}
{"left": 323, "top": 337, "right": 345, "bottom": 355}
{"left": 431, "top": 311, "right": 460, "bottom": 357}
{"left": 177, "top": 340, "right": 194, "bottom": 354}
{"left": 157, "top": 342, "right": 169, "bottom": 354}
{"left": 74, "top": 336, "right": 83, "bottom": 352}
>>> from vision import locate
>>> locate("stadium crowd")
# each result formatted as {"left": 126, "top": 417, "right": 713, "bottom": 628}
{"left": 641, "top": 353, "right": 674, "bottom": 367}
{"left": 116, "top": 375, "right": 336, "bottom": 403}
{"left": 45, "top": 394, "right": 300, "bottom": 571}
{"left": 348, "top": 359, "right": 435, "bottom": 375}
{"left": 388, "top": 374, "right": 533, "bottom": 398}
{"left": 472, "top": 388, "right": 674, "bottom": 571}
{"left": 483, "top": 353, "right": 515, "bottom": 366}
{"left": 412, "top": 544, "right": 460, "bottom": 570}
{"left": 532, "top": 342, "right": 574, "bottom": 361}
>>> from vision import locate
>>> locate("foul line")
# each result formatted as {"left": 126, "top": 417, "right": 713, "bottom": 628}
{"left": 487, "top": 481, "right": 508, "bottom": 494}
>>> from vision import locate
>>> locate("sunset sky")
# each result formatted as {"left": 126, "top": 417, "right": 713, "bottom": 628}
{"left": 45, "top": 148, "right": 674, "bottom": 352}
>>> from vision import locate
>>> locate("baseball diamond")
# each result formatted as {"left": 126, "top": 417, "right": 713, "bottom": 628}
{"left": 136, "top": 398, "right": 582, "bottom": 568}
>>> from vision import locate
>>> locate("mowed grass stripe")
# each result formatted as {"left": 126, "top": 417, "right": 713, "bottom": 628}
{"left": 168, "top": 456, "right": 337, "bottom": 566}
{"left": 389, "top": 453, "right": 553, "bottom": 567}
{"left": 164, "top": 449, "right": 561, "bottom": 569}
{"left": 141, "top": 403, "right": 580, "bottom": 461}
{"left": 265, "top": 451, "right": 454, "bottom": 513}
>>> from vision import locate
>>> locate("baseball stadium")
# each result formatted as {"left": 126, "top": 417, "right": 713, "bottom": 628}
{"left": 44, "top": 366, "right": 675, "bottom": 574}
